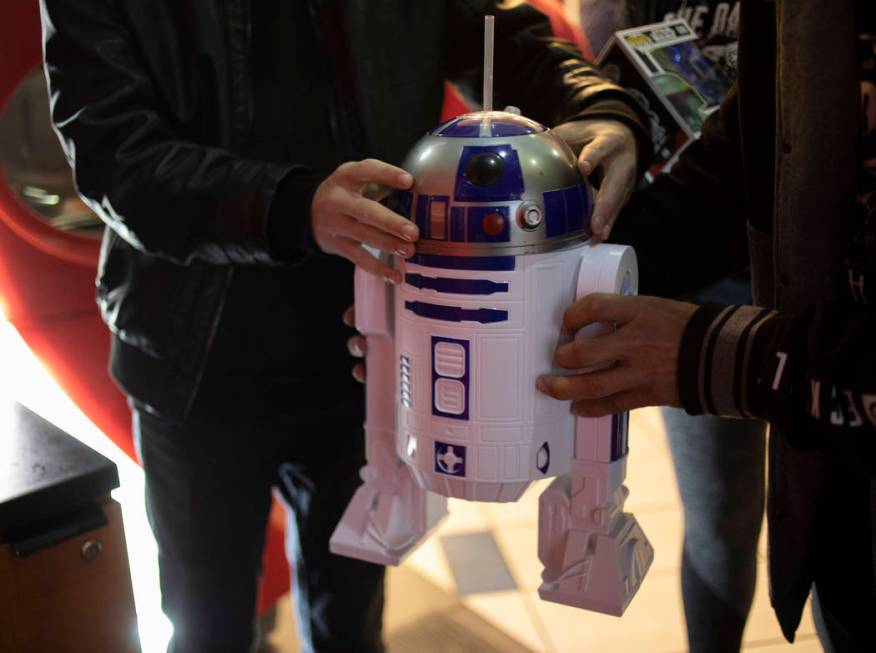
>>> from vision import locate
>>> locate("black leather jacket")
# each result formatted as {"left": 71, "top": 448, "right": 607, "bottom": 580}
{"left": 41, "top": 0, "right": 649, "bottom": 420}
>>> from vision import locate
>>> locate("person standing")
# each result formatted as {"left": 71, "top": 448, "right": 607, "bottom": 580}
{"left": 40, "top": 1, "right": 649, "bottom": 651}
{"left": 540, "top": 1, "right": 876, "bottom": 649}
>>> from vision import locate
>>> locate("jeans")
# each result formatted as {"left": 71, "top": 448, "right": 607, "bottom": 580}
{"left": 133, "top": 400, "right": 385, "bottom": 653}
{"left": 662, "top": 408, "right": 767, "bottom": 653}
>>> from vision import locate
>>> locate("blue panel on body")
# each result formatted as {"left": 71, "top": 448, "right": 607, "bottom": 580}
{"left": 450, "top": 206, "right": 466, "bottom": 242}
{"left": 414, "top": 194, "right": 428, "bottom": 234}
{"left": 536, "top": 442, "right": 550, "bottom": 474}
{"left": 409, "top": 253, "right": 516, "bottom": 271}
{"left": 454, "top": 145, "right": 524, "bottom": 202}
{"left": 543, "top": 188, "right": 566, "bottom": 238}
{"left": 432, "top": 336, "right": 470, "bottom": 421}
{"left": 405, "top": 301, "right": 508, "bottom": 324}
{"left": 387, "top": 190, "right": 413, "bottom": 219}
{"left": 490, "top": 119, "right": 540, "bottom": 136}
{"left": 435, "top": 441, "right": 467, "bottom": 475}
{"left": 467, "top": 206, "right": 511, "bottom": 243}
{"left": 405, "top": 273, "right": 509, "bottom": 295}
{"left": 610, "top": 413, "right": 630, "bottom": 461}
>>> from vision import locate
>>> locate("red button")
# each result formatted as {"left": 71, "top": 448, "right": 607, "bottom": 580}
{"left": 482, "top": 212, "right": 505, "bottom": 236}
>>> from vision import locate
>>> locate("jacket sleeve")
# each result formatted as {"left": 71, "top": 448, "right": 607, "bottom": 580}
{"left": 678, "top": 301, "right": 876, "bottom": 473}
{"left": 41, "top": 0, "right": 319, "bottom": 266}
{"left": 443, "top": 0, "right": 652, "bottom": 169}
{"left": 610, "top": 83, "right": 750, "bottom": 299}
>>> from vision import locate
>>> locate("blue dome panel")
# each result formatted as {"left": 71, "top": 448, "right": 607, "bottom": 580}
{"left": 432, "top": 112, "right": 545, "bottom": 138}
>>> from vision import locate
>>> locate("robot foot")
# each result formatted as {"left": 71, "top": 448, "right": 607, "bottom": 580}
{"left": 330, "top": 462, "right": 447, "bottom": 566}
{"left": 537, "top": 516, "right": 653, "bottom": 616}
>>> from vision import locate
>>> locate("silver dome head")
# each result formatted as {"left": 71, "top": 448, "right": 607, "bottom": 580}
{"left": 390, "top": 109, "right": 593, "bottom": 257}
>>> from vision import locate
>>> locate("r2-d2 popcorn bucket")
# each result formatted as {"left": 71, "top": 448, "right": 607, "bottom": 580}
{"left": 330, "top": 107, "right": 653, "bottom": 616}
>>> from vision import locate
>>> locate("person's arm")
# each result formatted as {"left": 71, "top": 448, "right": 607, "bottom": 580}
{"left": 679, "top": 301, "right": 876, "bottom": 469}
{"left": 42, "top": 0, "right": 415, "bottom": 278}
{"left": 444, "top": 1, "right": 651, "bottom": 241}
{"left": 536, "top": 291, "right": 876, "bottom": 474}
{"left": 41, "top": 0, "right": 316, "bottom": 266}
{"left": 610, "top": 83, "right": 750, "bottom": 299}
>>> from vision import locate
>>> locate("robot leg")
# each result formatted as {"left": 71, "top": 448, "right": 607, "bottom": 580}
{"left": 536, "top": 244, "right": 652, "bottom": 615}
{"left": 330, "top": 266, "right": 446, "bottom": 566}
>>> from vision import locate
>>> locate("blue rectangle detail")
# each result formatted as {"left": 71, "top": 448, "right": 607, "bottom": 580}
{"left": 564, "top": 185, "right": 585, "bottom": 231}
{"left": 450, "top": 206, "right": 466, "bottom": 242}
{"left": 387, "top": 190, "right": 413, "bottom": 219}
{"left": 414, "top": 195, "right": 428, "bottom": 234}
{"left": 544, "top": 189, "right": 566, "bottom": 238}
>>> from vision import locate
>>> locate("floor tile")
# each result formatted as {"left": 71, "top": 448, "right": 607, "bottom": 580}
{"left": 403, "top": 531, "right": 457, "bottom": 594}
{"left": 463, "top": 591, "right": 550, "bottom": 653}
{"left": 385, "top": 565, "right": 459, "bottom": 634}
{"left": 438, "top": 496, "right": 491, "bottom": 535}
{"left": 741, "top": 632, "right": 822, "bottom": 651}
{"left": 442, "top": 531, "right": 517, "bottom": 595}
{"left": 635, "top": 505, "right": 684, "bottom": 574}
{"left": 633, "top": 407, "right": 672, "bottom": 452}
{"left": 493, "top": 523, "right": 542, "bottom": 590}
{"left": 529, "top": 571, "right": 688, "bottom": 653}
{"left": 386, "top": 566, "right": 536, "bottom": 652}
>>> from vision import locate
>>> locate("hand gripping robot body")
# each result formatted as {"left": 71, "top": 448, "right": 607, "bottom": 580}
{"left": 329, "top": 104, "right": 654, "bottom": 615}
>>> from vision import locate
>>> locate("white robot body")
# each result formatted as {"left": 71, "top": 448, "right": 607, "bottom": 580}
{"left": 398, "top": 246, "right": 612, "bottom": 502}
{"left": 330, "top": 109, "right": 652, "bottom": 615}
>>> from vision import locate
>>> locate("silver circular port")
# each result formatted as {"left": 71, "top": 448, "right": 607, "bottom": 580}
{"left": 518, "top": 202, "right": 543, "bottom": 230}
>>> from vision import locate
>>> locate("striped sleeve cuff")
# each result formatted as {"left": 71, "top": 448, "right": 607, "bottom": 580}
{"left": 678, "top": 303, "right": 779, "bottom": 418}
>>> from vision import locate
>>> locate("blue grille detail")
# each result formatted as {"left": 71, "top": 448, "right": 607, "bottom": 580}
{"left": 409, "top": 253, "right": 516, "bottom": 271}
{"left": 564, "top": 185, "right": 585, "bottom": 231}
{"left": 544, "top": 189, "right": 566, "bottom": 238}
{"left": 543, "top": 184, "right": 591, "bottom": 238}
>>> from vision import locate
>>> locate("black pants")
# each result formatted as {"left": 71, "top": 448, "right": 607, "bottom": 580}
{"left": 811, "top": 472, "right": 876, "bottom": 653}
{"left": 133, "top": 401, "right": 385, "bottom": 653}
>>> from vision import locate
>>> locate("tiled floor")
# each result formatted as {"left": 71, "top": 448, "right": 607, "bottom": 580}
{"left": 259, "top": 407, "right": 823, "bottom": 652}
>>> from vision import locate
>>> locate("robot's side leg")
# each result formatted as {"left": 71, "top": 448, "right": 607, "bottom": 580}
{"left": 329, "top": 266, "right": 446, "bottom": 567}
{"left": 537, "top": 415, "right": 653, "bottom": 615}
{"left": 536, "top": 244, "right": 652, "bottom": 615}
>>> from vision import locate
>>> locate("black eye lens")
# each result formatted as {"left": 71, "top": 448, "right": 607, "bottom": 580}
{"left": 464, "top": 152, "right": 504, "bottom": 187}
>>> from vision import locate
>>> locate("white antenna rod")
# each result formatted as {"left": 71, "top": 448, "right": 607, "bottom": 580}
{"left": 483, "top": 15, "right": 495, "bottom": 112}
